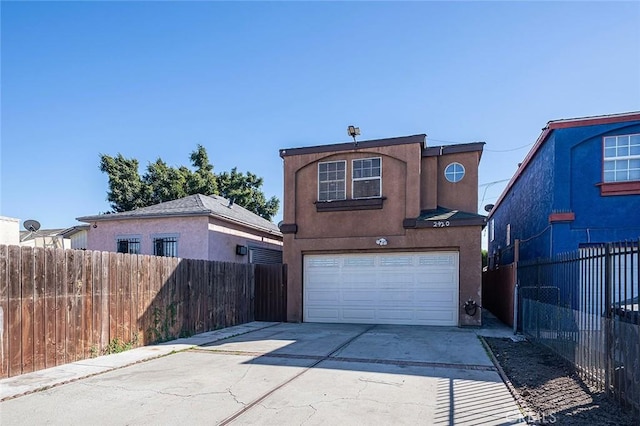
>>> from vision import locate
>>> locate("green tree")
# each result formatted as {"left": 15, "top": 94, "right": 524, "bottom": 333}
{"left": 217, "top": 167, "right": 280, "bottom": 221}
{"left": 186, "top": 144, "right": 218, "bottom": 196}
{"left": 99, "top": 154, "right": 149, "bottom": 212}
{"left": 142, "top": 159, "right": 190, "bottom": 205}
{"left": 99, "top": 146, "right": 279, "bottom": 221}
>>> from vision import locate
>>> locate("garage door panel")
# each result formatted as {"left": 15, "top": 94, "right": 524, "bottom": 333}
{"left": 415, "top": 272, "right": 457, "bottom": 285}
{"left": 343, "top": 257, "right": 376, "bottom": 267}
{"left": 414, "top": 290, "right": 456, "bottom": 303}
{"left": 304, "top": 252, "right": 459, "bottom": 326}
{"left": 342, "top": 309, "right": 376, "bottom": 321}
{"left": 379, "top": 256, "right": 413, "bottom": 266}
{"left": 378, "top": 273, "right": 414, "bottom": 284}
{"left": 306, "top": 308, "right": 340, "bottom": 322}
{"left": 414, "top": 308, "right": 457, "bottom": 323}
{"left": 306, "top": 290, "right": 340, "bottom": 304}
{"left": 342, "top": 291, "right": 376, "bottom": 303}
{"left": 378, "top": 290, "right": 414, "bottom": 303}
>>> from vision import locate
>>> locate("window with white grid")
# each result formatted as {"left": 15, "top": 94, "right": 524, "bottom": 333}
{"left": 603, "top": 134, "right": 640, "bottom": 182}
{"left": 352, "top": 157, "right": 381, "bottom": 199}
{"left": 318, "top": 161, "right": 346, "bottom": 201}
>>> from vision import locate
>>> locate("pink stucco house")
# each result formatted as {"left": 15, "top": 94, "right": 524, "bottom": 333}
{"left": 77, "top": 194, "right": 283, "bottom": 263}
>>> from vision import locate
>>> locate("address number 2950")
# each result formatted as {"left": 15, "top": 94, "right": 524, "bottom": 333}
{"left": 432, "top": 221, "right": 450, "bottom": 228}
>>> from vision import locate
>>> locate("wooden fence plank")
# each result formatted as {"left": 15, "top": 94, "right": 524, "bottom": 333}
{"left": 0, "top": 245, "right": 9, "bottom": 378}
{"left": 139, "top": 255, "right": 149, "bottom": 344}
{"left": 44, "top": 248, "right": 56, "bottom": 368}
{"left": 100, "top": 252, "right": 110, "bottom": 350}
{"left": 92, "top": 251, "right": 102, "bottom": 356}
{"left": 65, "top": 250, "right": 76, "bottom": 363}
{"left": 74, "top": 250, "right": 84, "bottom": 362}
{"left": 33, "top": 247, "right": 46, "bottom": 371}
{"left": 20, "top": 246, "right": 34, "bottom": 374}
{"left": 131, "top": 254, "right": 140, "bottom": 343}
{"left": 54, "top": 248, "right": 66, "bottom": 365}
{"left": 208, "top": 261, "right": 215, "bottom": 330}
{"left": 83, "top": 250, "right": 93, "bottom": 359}
{"left": 8, "top": 246, "right": 22, "bottom": 377}
{"left": 122, "top": 254, "right": 131, "bottom": 343}
{"left": 108, "top": 253, "right": 118, "bottom": 344}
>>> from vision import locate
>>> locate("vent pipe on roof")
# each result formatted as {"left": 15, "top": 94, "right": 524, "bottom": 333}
{"left": 227, "top": 198, "right": 234, "bottom": 208}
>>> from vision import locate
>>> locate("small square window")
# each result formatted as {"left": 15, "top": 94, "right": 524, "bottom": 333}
{"left": 116, "top": 237, "right": 140, "bottom": 254}
{"left": 154, "top": 236, "right": 178, "bottom": 257}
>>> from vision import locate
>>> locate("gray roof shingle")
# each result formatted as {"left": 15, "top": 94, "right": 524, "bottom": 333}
{"left": 77, "top": 194, "right": 281, "bottom": 235}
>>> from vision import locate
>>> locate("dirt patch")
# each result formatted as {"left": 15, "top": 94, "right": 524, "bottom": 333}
{"left": 483, "top": 337, "right": 637, "bottom": 425}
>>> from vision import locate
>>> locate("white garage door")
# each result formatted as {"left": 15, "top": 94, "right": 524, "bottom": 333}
{"left": 304, "top": 252, "right": 459, "bottom": 326}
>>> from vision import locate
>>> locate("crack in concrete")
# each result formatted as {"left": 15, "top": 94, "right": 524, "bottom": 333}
{"left": 301, "top": 404, "right": 317, "bottom": 424}
{"left": 79, "top": 381, "right": 232, "bottom": 399}
{"left": 226, "top": 387, "right": 246, "bottom": 406}
{"left": 358, "top": 377, "right": 404, "bottom": 387}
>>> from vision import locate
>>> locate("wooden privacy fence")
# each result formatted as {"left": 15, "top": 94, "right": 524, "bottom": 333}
{"left": 255, "top": 264, "right": 287, "bottom": 322}
{"left": 0, "top": 245, "right": 286, "bottom": 379}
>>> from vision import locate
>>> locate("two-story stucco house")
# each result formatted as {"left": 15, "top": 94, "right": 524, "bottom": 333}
{"left": 279, "top": 134, "right": 486, "bottom": 326}
{"left": 487, "top": 111, "right": 640, "bottom": 267}
{"left": 77, "top": 194, "right": 283, "bottom": 264}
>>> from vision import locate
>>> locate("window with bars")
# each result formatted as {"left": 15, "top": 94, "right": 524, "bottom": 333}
{"left": 318, "top": 160, "right": 346, "bottom": 201}
{"left": 352, "top": 157, "right": 381, "bottom": 199}
{"left": 603, "top": 134, "right": 640, "bottom": 183}
{"left": 153, "top": 236, "right": 178, "bottom": 257}
{"left": 116, "top": 237, "right": 140, "bottom": 254}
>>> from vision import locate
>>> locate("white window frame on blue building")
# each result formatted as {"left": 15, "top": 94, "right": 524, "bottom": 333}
{"left": 603, "top": 133, "right": 640, "bottom": 183}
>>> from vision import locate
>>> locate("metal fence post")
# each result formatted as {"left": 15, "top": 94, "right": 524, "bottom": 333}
{"left": 513, "top": 239, "right": 519, "bottom": 333}
{"left": 536, "top": 257, "right": 541, "bottom": 340}
{"left": 604, "top": 243, "right": 613, "bottom": 394}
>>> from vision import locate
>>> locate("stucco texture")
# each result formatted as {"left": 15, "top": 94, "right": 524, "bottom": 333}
{"left": 281, "top": 140, "right": 484, "bottom": 326}
{"left": 86, "top": 215, "right": 282, "bottom": 262}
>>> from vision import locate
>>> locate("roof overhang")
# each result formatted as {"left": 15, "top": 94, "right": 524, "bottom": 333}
{"left": 279, "top": 134, "right": 426, "bottom": 158}
{"left": 77, "top": 211, "right": 282, "bottom": 238}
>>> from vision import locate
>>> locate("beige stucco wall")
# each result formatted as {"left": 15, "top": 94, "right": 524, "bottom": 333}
{"left": 281, "top": 141, "right": 484, "bottom": 326}
{"left": 0, "top": 216, "right": 20, "bottom": 245}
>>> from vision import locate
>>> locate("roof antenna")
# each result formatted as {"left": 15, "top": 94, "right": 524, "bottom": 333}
{"left": 348, "top": 125, "right": 360, "bottom": 146}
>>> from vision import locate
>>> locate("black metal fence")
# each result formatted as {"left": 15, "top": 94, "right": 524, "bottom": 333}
{"left": 518, "top": 240, "right": 639, "bottom": 415}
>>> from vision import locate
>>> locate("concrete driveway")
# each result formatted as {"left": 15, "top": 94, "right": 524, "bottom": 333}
{"left": 0, "top": 322, "right": 522, "bottom": 425}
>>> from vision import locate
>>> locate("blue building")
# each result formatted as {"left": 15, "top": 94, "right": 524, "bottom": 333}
{"left": 487, "top": 112, "right": 640, "bottom": 268}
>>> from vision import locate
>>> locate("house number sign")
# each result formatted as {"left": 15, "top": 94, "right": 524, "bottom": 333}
{"left": 432, "top": 221, "right": 450, "bottom": 228}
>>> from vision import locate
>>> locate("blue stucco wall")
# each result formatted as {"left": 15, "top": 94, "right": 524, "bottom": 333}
{"left": 489, "top": 118, "right": 640, "bottom": 267}
{"left": 564, "top": 122, "right": 640, "bottom": 249}
{"left": 489, "top": 133, "right": 555, "bottom": 265}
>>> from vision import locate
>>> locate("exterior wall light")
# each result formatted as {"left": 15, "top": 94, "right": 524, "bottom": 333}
{"left": 375, "top": 238, "right": 388, "bottom": 246}
{"left": 236, "top": 245, "right": 248, "bottom": 255}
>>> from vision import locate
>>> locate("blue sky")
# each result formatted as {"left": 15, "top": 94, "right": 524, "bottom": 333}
{"left": 2, "top": 1, "right": 639, "bottom": 232}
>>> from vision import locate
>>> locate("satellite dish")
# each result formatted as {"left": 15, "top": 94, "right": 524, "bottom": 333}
{"left": 23, "top": 219, "right": 41, "bottom": 232}
{"left": 483, "top": 204, "right": 494, "bottom": 213}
